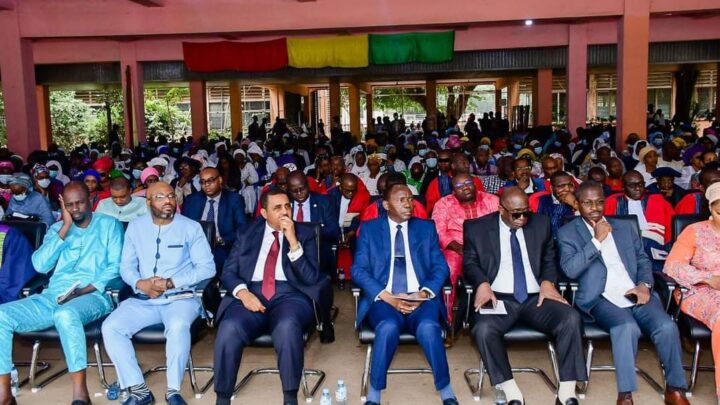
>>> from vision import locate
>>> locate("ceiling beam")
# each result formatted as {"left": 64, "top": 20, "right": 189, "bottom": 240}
{"left": 0, "top": 0, "right": 15, "bottom": 11}
{"left": 128, "top": 0, "right": 164, "bottom": 7}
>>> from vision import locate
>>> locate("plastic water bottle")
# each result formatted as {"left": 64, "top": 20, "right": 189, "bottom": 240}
{"left": 335, "top": 379, "right": 347, "bottom": 404}
{"left": 338, "top": 268, "right": 346, "bottom": 290}
{"left": 10, "top": 367, "right": 18, "bottom": 397}
{"left": 319, "top": 388, "right": 332, "bottom": 405}
{"left": 494, "top": 384, "right": 507, "bottom": 405}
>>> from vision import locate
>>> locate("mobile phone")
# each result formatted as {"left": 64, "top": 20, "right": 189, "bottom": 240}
{"left": 624, "top": 293, "right": 638, "bottom": 304}
{"left": 481, "top": 300, "right": 496, "bottom": 310}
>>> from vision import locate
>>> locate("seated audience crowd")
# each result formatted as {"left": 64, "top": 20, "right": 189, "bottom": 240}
{"left": 0, "top": 112, "right": 719, "bottom": 405}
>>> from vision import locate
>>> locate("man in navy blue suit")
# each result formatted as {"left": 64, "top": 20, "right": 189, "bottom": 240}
{"left": 182, "top": 167, "right": 246, "bottom": 269}
{"left": 214, "top": 188, "right": 322, "bottom": 405}
{"left": 351, "top": 184, "right": 458, "bottom": 405}
{"left": 287, "top": 171, "right": 338, "bottom": 343}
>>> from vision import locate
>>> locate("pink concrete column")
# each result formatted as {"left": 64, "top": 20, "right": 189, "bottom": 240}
{"left": 0, "top": 11, "right": 41, "bottom": 157}
{"left": 36, "top": 85, "right": 52, "bottom": 150}
{"left": 120, "top": 42, "right": 146, "bottom": 145}
{"left": 716, "top": 63, "right": 720, "bottom": 122}
{"left": 189, "top": 80, "right": 208, "bottom": 141}
{"left": 348, "top": 83, "right": 361, "bottom": 140}
{"left": 567, "top": 24, "right": 588, "bottom": 135}
{"left": 269, "top": 85, "right": 286, "bottom": 120}
{"left": 616, "top": 0, "right": 650, "bottom": 148}
{"left": 535, "top": 68, "right": 553, "bottom": 126}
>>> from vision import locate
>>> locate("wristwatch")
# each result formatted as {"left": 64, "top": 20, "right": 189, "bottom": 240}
{"left": 166, "top": 278, "right": 175, "bottom": 290}
{"left": 640, "top": 282, "right": 652, "bottom": 290}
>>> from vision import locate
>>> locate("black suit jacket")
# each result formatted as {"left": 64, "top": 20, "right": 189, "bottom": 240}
{"left": 292, "top": 192, "right": 339, "bottom": 242}
{"left": 217, "top": 220, "right": 321, "bottom": 321}
{"left": 463, "top": 212, "right": 558, "bottom": 291}
{"left": 181, "top": 189, "right": 246, "bottom": 245}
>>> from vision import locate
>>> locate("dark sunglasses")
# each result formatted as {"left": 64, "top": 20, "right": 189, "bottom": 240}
{"left": 438, "top": 158, "right": 451, "bottom": 163}
{"left": 501, "top": 203, "right": 531, "bottom": 220}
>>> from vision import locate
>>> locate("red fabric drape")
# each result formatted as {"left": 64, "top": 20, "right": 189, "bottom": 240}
{"left": 182, "top": 39, "right": 289, "bottom": 72}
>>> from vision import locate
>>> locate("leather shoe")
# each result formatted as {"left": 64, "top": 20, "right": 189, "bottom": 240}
{"left": 508, "top": 401, "right": 523, "bottom": 405}
{"left": 320, "top": 322, "right": 335, "bottom": 343}
{"left": 616, "top": 392, "right": 633, "bottom": 405}
{"left": 215, "top": 397, "right": 231, "bottom": 405}
{"left": 364, "top": 402, "right": 380, "bottom": 405}
{"left": 121, "top": 392, "right": 155, "bottom": 405}
{"left": 556, "top": 398, "right": 579, "bottom": 405}
{"left": 664, "top": 389, "right": 690, "bottom": 405}
{"left": 166, "top": 393, "right": 187, "bottom": 405}
{"left": 442, "top": 397, "right": 459, "bottom": 405}
{"left": 71, "top": 401, "right": 92, "bottom": 405}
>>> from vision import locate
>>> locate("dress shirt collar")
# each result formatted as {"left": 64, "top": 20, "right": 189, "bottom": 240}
{"left": 206, "top": 193, "right": 221, "bottom": 204}
{"left": 388, "top": 216, "right": 408, "bottom": 230}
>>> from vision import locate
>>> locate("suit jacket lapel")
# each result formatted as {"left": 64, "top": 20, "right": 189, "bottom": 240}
{"left": 407, "top": 219, "right": 421, "bottom": 283}
{"left": 522, "top": 219, "right": 537, "bottom": 275}
{"left": 380, "top": 219, "right": 391, "bottom": 284}
{"left": 488, "top": 216, "right": 500, "bottom": 273}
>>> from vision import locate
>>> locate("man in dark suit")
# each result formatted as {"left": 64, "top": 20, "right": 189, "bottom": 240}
{"left": 558, "top": 181, "right": 689, "bottom": 405}
{"left": 287, "top": 170, "right": 338, "bottom": 343}
{"left": 214, "top": 189, "right": 322, "bottom": 405}
{"left": 351, "top": 184, "right": 458, "bottom": 405}
{"left": 182, "top": 167, "right": 247, "bottom": 269}
{"left": 464, "top": 187, "right": 585, "bottom": 405}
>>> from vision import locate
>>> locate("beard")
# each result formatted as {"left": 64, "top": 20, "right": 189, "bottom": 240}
{"left": 151, "top": 206, "right": 175, "bottom": 220}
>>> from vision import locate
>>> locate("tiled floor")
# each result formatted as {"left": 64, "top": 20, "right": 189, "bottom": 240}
{"left": 11, "top": 288, "right": 716, "bottom": 404}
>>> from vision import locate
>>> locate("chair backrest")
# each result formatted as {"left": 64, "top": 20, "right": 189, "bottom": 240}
{"left": 671, "top": 214, "right": 704, "bottom": 244}
{"left": 305, "top": 221, "right": 322, "bottom": 262}
{"left": 0, "top": 219, "right": 47, "bottom": 250}
{"left": 199, "top": 221, "right": 216, "bottom": 249}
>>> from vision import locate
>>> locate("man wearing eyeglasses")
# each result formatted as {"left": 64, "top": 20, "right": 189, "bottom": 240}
{"left": 501, "top": 157, "right": 547, "bottom": 195}
{"left": 463, "top": 187, "right": 586, "bottom": 405}
{"left": 432, "top": 173, "right": 499, "bottom": 335}
{"left": 102, "top": 182, "right": 215, "bottom": 405}
{"left": 182, "top": 167, "right": 247, "bottom": 269}
{"left": 603, "top": 170, "right": 674, "bottom": 271}
{"left": 529, "top": 171, "right": 579, "bottom": 239}
{"left": 558, "top": 181, "right": 688, "bottom": 405}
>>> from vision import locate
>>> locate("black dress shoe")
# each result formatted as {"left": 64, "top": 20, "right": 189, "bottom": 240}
{"left": 320, "top": 322, "right": 335, "bottom": 343}
{"left": 556, "top": 397, "right": 579, "bottom": 405}
{"left": 71, "top": 401, "right": 91, "bottom": 405}
{"left": 508, "top": 400, "right": 523, "bottom": 405}
{"left": 443, "top": 397, "right": 459, "bottom": 405}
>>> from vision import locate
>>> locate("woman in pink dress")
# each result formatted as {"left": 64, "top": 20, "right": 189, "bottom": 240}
{"left": 665, "top": 182, "right": 720, "bottom": 401}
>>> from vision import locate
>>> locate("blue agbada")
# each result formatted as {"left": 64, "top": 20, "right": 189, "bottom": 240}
{"left": 0, "top": 224, "right": 36, "bottom": 304}
{"left": 0, "top": 213, "right": 122, "bottom": 374}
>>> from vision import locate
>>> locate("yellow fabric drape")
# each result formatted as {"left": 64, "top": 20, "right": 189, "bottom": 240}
{"left": 287, "top": 35, "right": 369, "bottom": 68}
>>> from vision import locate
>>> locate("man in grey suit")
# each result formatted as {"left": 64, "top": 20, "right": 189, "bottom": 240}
{"left": 557, "top": 181, "right": 689, "bottom": 405}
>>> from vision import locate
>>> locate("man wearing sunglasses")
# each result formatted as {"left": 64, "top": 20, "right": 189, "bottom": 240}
{"left": 464, "top": 187, "right": 586, "bottom": 405}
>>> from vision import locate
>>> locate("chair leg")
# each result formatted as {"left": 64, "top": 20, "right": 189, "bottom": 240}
{"left": 462, "top": 352, "right": 484, "bottom": 401}
{"left": 577, "top": 340, "right": 594, "bottom": 396}
{"left": 360, "top": 345, "right": 372, "bottom": 402}
{"left": 186, "top": 353, "right": 214, "bottom": 398}
{"left": 689, "top": 340, "right": 701, "bottom": 393}
{"left": 547, "top": 342, "right": 560, "bottom": 388}
{"left": 93, "top": 341, "right": 110, "bottom": 389}
{"left": 300, "top": 369, "right": 325, "bottom": 402}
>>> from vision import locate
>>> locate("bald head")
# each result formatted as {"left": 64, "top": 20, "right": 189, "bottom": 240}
{"left": 147, "top": 181, "right": 173, "bottom": 198}
{"left": 500, "top": 186, "right": 527, "bottom": 207}
{"left": 62, "top": 181, "right": 92, "bottom": 226}
{"left": 147, "top": 181, "right": 176, "bottom": 222}
{"left": 499, "top": 186, "right": 530, "bottom": 229}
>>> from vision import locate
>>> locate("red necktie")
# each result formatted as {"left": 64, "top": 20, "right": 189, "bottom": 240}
{"left": 296, "top": 203, "right": 304, "bottom": 222}
{"left": 262, "top": 231, "right": 280, "bottom": 300}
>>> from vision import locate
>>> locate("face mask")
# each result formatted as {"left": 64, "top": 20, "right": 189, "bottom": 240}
{"left": 132, "top": 169, "right": 143, "bottom": 180}
{"left": 554, "top": 141, "right": 562, "bottom": 147}
{"left": 425, "top": 158, "right": 438, "bottom": 168}
{"left": 418, "top": 149, "right": 428, "bottom": 157}
{"left": 653, "top": 138, "right": 663, "bottom": 146}
{"left": 513, "top": 144, "right": 522, "bottom": 150}
{"left": 49, "top": 170, "right": 58, "bottom": 180}
{"left": 13, "top": 193, "right": 27, "bottom": 202}
{"left": 534, "top": 147, "right": 543, "bottom": 155}
{"left": 172, "top": 148, "right": 180, "bottom": 154}
{"left": 0, "top": 175, "right": 12, "bottom": 184}
{"left": 37, "top": 179, "right": 51, "bottom": 189}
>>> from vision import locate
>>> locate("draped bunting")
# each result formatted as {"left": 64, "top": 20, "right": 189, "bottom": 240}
{"left": 182, "top": 39, "right": 288, "bottom": 72}
{"left": 181, "top": 31, "right": 454, "bottom": 73}
{"left": 369, "top": 31, "right": 455, "bottom": 64}
{"left": 286, "top": 34, "right": 369, "bottom": 68}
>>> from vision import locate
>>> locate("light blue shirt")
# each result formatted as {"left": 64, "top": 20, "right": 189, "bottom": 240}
{"left": 31, "top": 213, "right": 123, "bottom": 298}
{"left": 120, "top": 213, "right": 215, "bottom": 294}
{"left": 7, "top": 191, "right": 54, "bottom": 228}
{"left": 95, "top": 196, "right": 148, "bottom": 222}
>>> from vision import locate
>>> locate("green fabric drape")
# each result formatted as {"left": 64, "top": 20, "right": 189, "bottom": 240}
{"left": 369, "top": 31, "right": 454, "bottom": 64}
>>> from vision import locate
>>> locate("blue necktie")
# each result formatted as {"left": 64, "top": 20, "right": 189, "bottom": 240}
{"left": 392, "top": 224, "right": 408, "bottom": 294}
{"left": 205, "top": 199, "right": 216, "bottom": 224}
{"left": 510, "top": 228, "right": 528, "bottom": 303}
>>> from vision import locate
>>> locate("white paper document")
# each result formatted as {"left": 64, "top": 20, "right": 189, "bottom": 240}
{"left": 477, "top": 300, "right": 508, "bottom": 315}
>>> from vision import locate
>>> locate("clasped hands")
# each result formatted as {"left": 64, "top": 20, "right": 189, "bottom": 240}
{"left": 473, "top": 280, "right": 567, "bottom": 311}
{"left": 380, "top": 290, "right": 429, "bottom": 315}
{"left": 136, "top": 277, "right": 174, "bottom": 299}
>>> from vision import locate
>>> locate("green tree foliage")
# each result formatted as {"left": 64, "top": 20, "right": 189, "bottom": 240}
{"left": 144, "top": 88, "right": 190, "bottom": 140}
{"left": 50, "top": 91, "right": 98, "bottom": 149}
